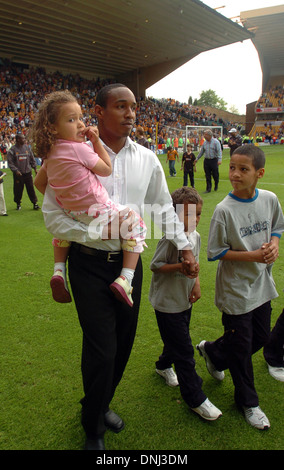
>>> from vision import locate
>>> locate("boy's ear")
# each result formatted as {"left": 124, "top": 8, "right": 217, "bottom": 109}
{"left": 257, "top": 168, "right": 265, "bottom": 179}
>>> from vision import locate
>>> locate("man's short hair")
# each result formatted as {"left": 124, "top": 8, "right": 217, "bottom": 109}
{"left": 96, "top": 83, "right": 128, "bottom": 107}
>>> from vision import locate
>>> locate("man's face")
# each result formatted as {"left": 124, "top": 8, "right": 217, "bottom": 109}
{"left": 95, "top": 87, "right": 137, "bottom": 140}
{"left": 204, "top": 133, "right": 212, "bottom": 142}
{"left": 16, "top": 135, "right": 25, "bottom": 146}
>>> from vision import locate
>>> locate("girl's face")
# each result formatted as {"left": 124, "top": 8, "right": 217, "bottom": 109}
{"left": 53, "top": 102, "right": 85, "bottom": 142}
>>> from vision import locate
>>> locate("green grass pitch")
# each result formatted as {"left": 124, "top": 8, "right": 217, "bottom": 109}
{"left": 0, "top": 145, "right": 283, "bottom": 450}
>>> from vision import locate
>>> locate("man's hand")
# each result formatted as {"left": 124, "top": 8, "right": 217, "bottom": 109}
{"left": 181, "top": 249, "right": 199, "bottom": 278}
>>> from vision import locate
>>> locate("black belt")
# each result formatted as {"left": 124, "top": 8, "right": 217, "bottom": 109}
{"left": 72, "top": 242, "right": 122, "bottom": 262}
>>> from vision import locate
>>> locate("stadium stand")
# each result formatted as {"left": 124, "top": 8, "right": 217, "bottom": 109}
{"left": 240, "top": 6, "right": 284, "bottom": 144}
{"left": 0, "top": 61, "right": 245, "bottom": 162}
{"left": 249, "top": 81, "right": 284, "bottom": 144}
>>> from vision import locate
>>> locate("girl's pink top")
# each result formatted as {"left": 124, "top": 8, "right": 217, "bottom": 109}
{"left": 44, "top": 140, "right": 109, "bottom": 211}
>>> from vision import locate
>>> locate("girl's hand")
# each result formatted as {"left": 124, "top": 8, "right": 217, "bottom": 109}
{"left": 84, "top": 126, "right": 100, "bottom": 144}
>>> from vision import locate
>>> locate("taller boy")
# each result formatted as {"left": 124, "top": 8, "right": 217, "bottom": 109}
{"left": 197, "top": 144, "right": 284, "bottom": 430}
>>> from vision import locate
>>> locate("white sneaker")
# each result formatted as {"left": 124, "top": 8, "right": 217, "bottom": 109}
{"left": 196, "top": 340, "right": 225, "bottom": 381}
{"left": 156, "top": 367, "right": 179, "bottom": 387}
{"left": 191, "top": 398, "right": 222, "bottom": 421}
{"left": 243, "top": 406, "right": 270, "bottom": 430}
{"left": 267, "top": 363, "right": 284, "bottom": 382}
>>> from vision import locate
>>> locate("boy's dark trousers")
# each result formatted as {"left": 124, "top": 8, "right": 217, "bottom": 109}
{"left": 205, "top": 302, "right": 271, "bottom": 407}
{"left": 183, "top": 170, "right": 194, "bottom": 187}
{"left": 263, "top": 308, "right": 284, "bottom": 367}
{"left": 155, "top": 308, "right": 206, "bottom": 408}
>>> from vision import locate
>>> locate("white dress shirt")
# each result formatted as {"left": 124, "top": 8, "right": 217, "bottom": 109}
{"left": 42, "top": 137, "right": 192, "bottom": 252}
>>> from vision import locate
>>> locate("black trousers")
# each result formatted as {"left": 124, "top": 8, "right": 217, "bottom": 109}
{"left": 263, "top": 308, "right": 284, "bottom": 367}
{"left": 205, "top": 302, "right": 271, "bottom": 407}
{"left": 68, "top": 243, "right": 142, "bottom": 437}
{"left": 155, "top": 308, "right": 206, "bottom": 408}
{"left": 203, "top": 158, "right": 219, "bottom": 191}
{"left": 13, "top": 171, "right": 38, "bottom": 205}
{"left": 183, "top": 170, "right": 194, "bottom": 187}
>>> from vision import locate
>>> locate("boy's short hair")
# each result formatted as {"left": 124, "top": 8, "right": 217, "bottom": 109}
{"left": 171, "top": 187, "right": 203, "bottom": 212}
{"left": 232, "top": 144, "right": 265, "bottom": 170}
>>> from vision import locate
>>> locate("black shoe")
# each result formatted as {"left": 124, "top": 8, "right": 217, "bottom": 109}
{"left": 104, "top": 409, "right": 125, "bottom": 433}
{"left": 33, "top": 203, "right": 40, "bottom": 210}
{"left": 85, "top": 435, "right": 105, "bottom": 450}
{"left": 214, "top": 186, "right": 218, "bottom": 191}
{"left": 2, "top": 213, "right": 8, "bottom": 216}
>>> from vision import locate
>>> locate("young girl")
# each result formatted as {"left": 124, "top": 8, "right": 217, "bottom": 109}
{"left": 31, "top": 90, "right": 147, "bottom": 307}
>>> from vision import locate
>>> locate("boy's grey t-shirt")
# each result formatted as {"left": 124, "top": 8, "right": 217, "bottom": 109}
{"left": 207, "top": 188, "right": 284, "bottom": 315}
{"left": 149, "top": 231, "right": 200, "bottom": 313}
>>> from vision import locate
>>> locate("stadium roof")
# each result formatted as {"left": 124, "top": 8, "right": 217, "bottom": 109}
{"left": 240, "top": 5, "right": 284, "bottom": 89}
{"left": 0, "top": 0, "right": 252, "bottom": 91}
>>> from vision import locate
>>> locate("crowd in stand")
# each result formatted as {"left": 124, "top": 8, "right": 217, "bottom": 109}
{"left": 1, "top": 62, "right": 283, "bottom": 161}
{"left": 254, "top": 84, "right": 284, "bottom": 143}
{"left": 0, "top": 63, "right": 244, "bottom": 160}
{"left": 256, "top": 84, "right": 284, "bottom": 110}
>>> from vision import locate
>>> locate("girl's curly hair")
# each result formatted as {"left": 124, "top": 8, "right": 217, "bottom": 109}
{"left": 29, "top": 90, "right": 77, "bottom": 160}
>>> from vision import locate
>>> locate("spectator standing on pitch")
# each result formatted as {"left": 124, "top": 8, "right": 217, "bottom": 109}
{"left": 263, "top": 306, "right": 284, "bottom": 382}
{"left": 228, "top": 128, "right": 242, "bottom": 156}
{"left": 149, "top": 187, "right": 222, "bottom": 421}
{"left": 197, "top": 144, "right": 284, "bottom": 430}
{"left": 166, "top": 146, "right": 179, "bottom": 177}
{"left": 196, "top": 130, "right": 222, "bottom": 193}
{"left": 0, "top": 170, "right": 8, "bottom": 215}
{"left": 41, "top": 84, "right": 199, "bottom": 450}
{"left": 7, "top": 133, "right": 40, "bottom": 211}
{"left": 135, "top": 126, "right": 150, "bottom": 148}
{"left": 181, "top": 144, "right": 196, "bottom": 187}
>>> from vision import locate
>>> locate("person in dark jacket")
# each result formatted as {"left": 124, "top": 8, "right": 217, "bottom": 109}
{"left": 7, "top": 133, "right": 39, "bottom": 210}
{"left": 0, "top": 170, "right": 8, "bottom": 215}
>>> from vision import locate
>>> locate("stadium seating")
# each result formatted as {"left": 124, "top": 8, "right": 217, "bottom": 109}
{"left": 1, "top": 61, "right": 282, "bottom": 160}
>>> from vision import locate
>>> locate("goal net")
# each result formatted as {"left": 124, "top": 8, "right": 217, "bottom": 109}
{"left": 185, "top": 125, "right": 223, "bottom": 151}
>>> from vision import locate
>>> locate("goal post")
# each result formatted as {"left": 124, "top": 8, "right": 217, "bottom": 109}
{"left": 185, "top": 125, "right": 223, "bottom": 151}
{"left": 155, "top": 124, "right": 223, "bottom": 155}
